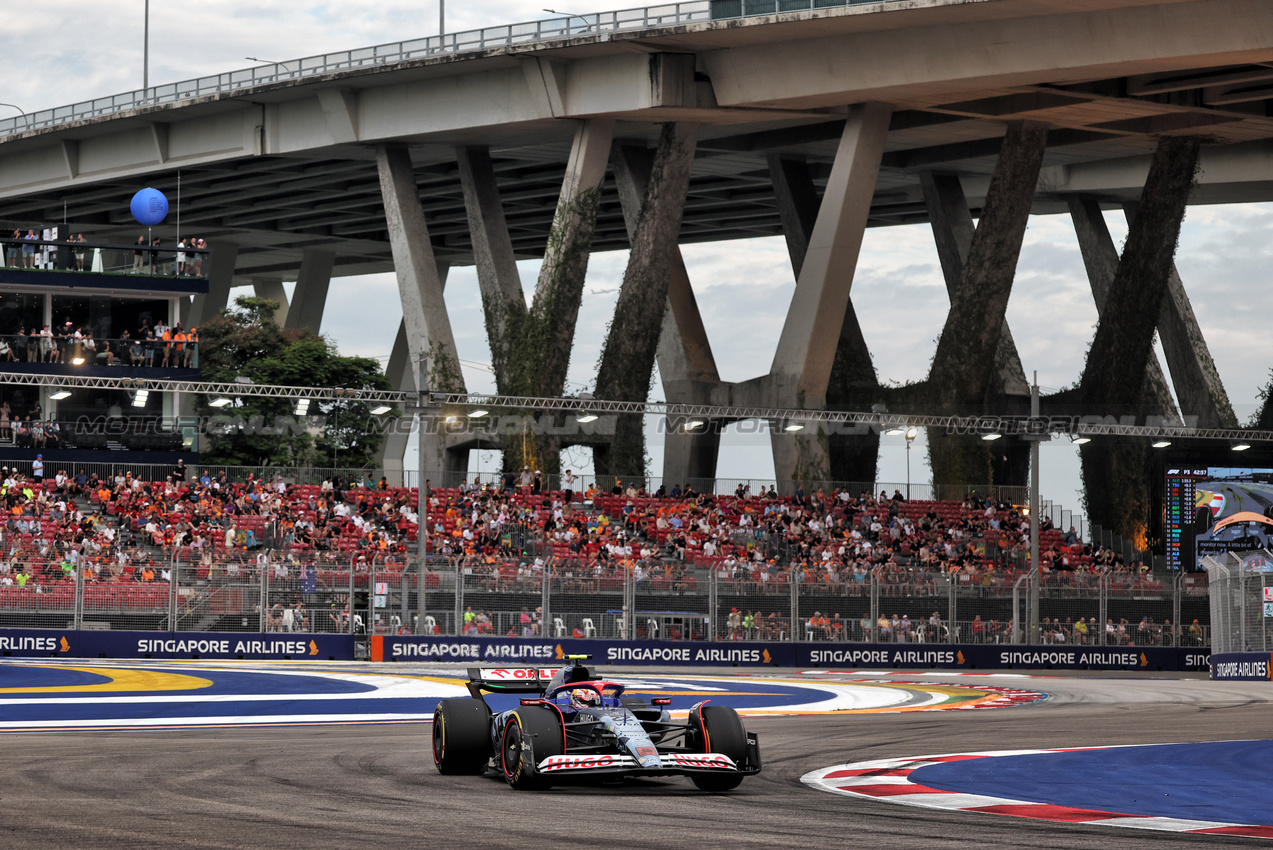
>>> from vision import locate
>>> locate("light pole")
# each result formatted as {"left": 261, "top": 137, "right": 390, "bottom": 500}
{"left": 544, "top": 8, "right": 591, "bottom": 31}
{"left": 1027, "top": 372, "right": 1042, "bottom": 645}
{"left": 440, "top": 0, "right": 446, "bottom": 37}
{"left": 904, "top": 427, "right": 918, "bottom": 499}
{"left": 246, "top": 57, "right": 297, "bottom": 75}
{"left": 416, "top": 357, "right": 431, "bottom": 634}
{"left": 144, "top": 0, "right": 149, "bottom": 92}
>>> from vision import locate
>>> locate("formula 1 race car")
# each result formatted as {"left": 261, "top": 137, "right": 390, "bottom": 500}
{"left": 431, "top": 656, "right": 761, "bottom": 791}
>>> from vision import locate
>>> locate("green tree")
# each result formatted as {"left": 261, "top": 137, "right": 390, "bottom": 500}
{"left": 196, "top": 296, "right": 395, "bottom": 467}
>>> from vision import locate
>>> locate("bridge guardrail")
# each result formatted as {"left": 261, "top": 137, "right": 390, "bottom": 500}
{"left": 0, "top": 0, "right": 901, "bottom": 139}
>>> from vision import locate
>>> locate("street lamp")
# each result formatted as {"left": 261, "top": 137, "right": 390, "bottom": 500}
{"left": 904, "top": 427, "right": 918, "bottom": 499}
{"left": 544, "top": 8, "right": 592, "bottom": 31}
{"left": 246, "top": 57, "right": 297, "bottom": 75}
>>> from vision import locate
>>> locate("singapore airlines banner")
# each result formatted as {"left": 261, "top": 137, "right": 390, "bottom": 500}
{"left": 0, "top": 628, "right": 354, "bottom": 660}
{"left": 371, "top": 635, "right": 1210, "bottom": 672}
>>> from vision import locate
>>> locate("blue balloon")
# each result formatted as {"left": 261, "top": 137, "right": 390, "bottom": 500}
{"left": 130, "top": 187, "right": 169, "bottom": 226}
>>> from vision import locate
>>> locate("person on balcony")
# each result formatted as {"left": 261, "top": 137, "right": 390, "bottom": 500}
{"left": 132, "top": 236, "right": 146, "bottom": 273}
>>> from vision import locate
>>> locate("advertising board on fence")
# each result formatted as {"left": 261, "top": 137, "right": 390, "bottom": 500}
{"left": 372, "top": 635, "right": 1211, "bottom": 672}
{"left": 1209, "top": 652, "right": 1273, "bottom": 680}
{"left": 0, "top": 628, "right": 354, "bottom": 660}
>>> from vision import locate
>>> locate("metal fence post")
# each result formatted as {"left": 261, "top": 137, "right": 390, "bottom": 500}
{"left": 347, "top": 556, "right": 355, "bottom": 635}
{"left": 260, "top": 556, "right": 269, "bottom": 633}
{"left": 541, "top": 559, "right": 551, "bottom": 640}
{"left": 416, "top": 554, "right": 427, "bottom": 635}
{"left": 708, "top": 569, "right": 719, "bottom": 642}
{"left": 869, "top": 567, "right": 880, "bottom": 643}
{"left": 1012, "top": 573, "right": 1030, "bottom": 644}
{"left": 73, "top": 553, "right": 85, "bottom": 631}
{"left": 790, "top": 571, "right": 799, "bottom": 643}
{"left": 1172, "top": 573, "right": 1183, "bottom": 648}
{"left": 369, "top": 555, "right": 379, "bottom": 635}
{"left": 947, "top": 573, "right": 957, "bottom": 643}
{"left": 1099, "top": 573, "right": 1109, "bottom": 646}
{"left": 168, "top": 553, "right": 179, "bottom": 631}
{"left": 453, "top": 562, "right": 464, "bottom": 637}
{"left": 624, "top": 564, "right": 635, "bottom": 641}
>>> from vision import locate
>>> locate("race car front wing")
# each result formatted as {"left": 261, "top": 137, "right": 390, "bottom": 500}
{"left": 535, "top": 733, "right": 762, "bottom": 778}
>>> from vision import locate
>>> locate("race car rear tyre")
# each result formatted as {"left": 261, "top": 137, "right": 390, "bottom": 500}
{"left": 433, "top": 698, "right": 491, "bottom": 775}
{"left": 689, "top": 704, "right": 747, "bottom": 792}
{"left": 501, "top": 706, "right": 565, "bottom": 790}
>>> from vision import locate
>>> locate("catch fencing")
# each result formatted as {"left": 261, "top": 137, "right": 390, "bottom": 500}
{"left": 1204, "top": 549, "right": 1273, "bottom": 654}
{"left": 3, "top": 551, "right": 1204, "bottom": 646}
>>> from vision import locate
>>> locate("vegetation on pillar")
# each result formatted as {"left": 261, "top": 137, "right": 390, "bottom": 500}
{"left": 1080, "top": 137, "right": 1201, "bottom": 410}
{"left": 197, "top": 296, "right": 392, "bottom": 467}
{"left": 509, "top": 187, "right": 602, "bottom": 398}
{"left": 426, "top": 340, "right": 466, "bottom": 395}
{"left": 1256, "top": 371, "right": 1273, "bottom": 430}
{"left": 1078, "top": 136, "right": 1201, "bottom": 541}
{"left": 594, "top": 123, "right": 698, "bottom": 481}
{"left": 482, "top": 296, "right": 526, "bottom": 396}
{"left": 924, "top": 121, "right": 1049, "bottom": 492}
{"left": 481, "top": 184, "right": 602, "bottom": 476}
{"left": 1080, "top": 438, "right": 1151, "bottom": 550}
{"left": 826, "top": 310, "right": 882, "bottom": 484}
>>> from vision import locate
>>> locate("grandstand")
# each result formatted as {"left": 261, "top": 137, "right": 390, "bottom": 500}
{"left": 0, "top": 467, "right": 1207, "bottom": 647}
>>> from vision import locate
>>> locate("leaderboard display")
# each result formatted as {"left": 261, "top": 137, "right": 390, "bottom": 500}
{"left": 1164, "top": 466, "right": 1273, "bottom": 570}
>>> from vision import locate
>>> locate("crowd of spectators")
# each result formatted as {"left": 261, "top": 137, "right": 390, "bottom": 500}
{"left": 0, "top": 317, "right": 198, "bottom": 369}
{"left": 2, "top": 229, "right": 207, "bottom": 276}
{"left": 0, "top": 462, "right": 1187, "bottom": 642}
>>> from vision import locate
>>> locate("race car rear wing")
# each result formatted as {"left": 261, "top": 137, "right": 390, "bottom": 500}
{"left": 465, "top": 667, "right": 557, "bottom": 698}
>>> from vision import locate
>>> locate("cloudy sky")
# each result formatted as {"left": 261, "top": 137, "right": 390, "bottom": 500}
{"left": 6, "top": 2, "right": 1273, "bottom": 524}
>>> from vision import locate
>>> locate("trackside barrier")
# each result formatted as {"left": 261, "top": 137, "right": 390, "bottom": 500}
{"left": 1209, "top": 652, "right": 1273, "bottom": 680}
{"left": 370, "top": 635, "right": 1211, "bottom": 672}
{"left": 0, "top": 627, "right": 354, "bottom": 660}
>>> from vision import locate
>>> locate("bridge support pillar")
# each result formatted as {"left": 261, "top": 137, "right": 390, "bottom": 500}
{"left": 926, "top": 122, "right": 1048, "bottom": 493}
{"left": 501, "top": 118, "right": 614, "bottom": 475}
{"left": 377, "top": 144, "right": 469, "bottom": 484}
{"left": 189, "top": 241, "right": 239, "bottom": 327}
{"left": 457, "top": 145, "right": 526, "bottom": 391}
{"left": 594, "top": 122, "right": 699, "bottom": 482}
{"left": 1123, "top": 201, "right": 1236, "bottom": 429}
{"left": 766, "top": 103, "right": 890, "bottom": 493}
{"left": 651, "top": 180, "right": 724, "bottom": 492}
{"left": 1069, "top": 196, "right": 1178, "bottom": 418}
{"left": 657, "top": 262, "right": 724, "bottom": 491}
{"left": 1078, "top": 137, "right": 1202, "bottom": 545}
{"left": 377, "top": 262, "right": 454, "bottom": 487}
{"left": 252, "top": 279, "right": 290, "bottom": 327}
{"left": 771, "top": 153, "right": 880, "bottom": 486}
{"left": 284, "top": 249, "right": 334, "bottom": 332}
{"left": 922, "top": 171, "right": 1031, "bottom": 489}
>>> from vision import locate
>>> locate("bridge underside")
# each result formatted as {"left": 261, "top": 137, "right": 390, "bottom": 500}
{"left": 0, "top": 0, "right": 1270, "bottom": 546}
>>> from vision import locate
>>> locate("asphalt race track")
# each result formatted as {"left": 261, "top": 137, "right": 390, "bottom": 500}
{"left": 3, "top": 666, "right": 1273, "bottom": 848}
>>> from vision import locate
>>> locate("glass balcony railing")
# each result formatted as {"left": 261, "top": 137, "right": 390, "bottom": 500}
{"left": 0, "top": 334, "right": 199, "bottom": 370}
{"left": 0, "top": 236, "right": 208, "bottom": 280}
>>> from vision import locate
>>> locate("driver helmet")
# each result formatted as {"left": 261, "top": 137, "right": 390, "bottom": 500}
{"left": 569, "top": 688, "right": 600, "bottom": 710}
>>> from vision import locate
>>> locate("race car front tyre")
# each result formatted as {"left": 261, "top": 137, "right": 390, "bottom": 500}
{"left": 433, "top": 698, "right": 492, "bottom": 775}
{"left": 689, "top": 704, "right": 747, "bottom": 791}
{"left": 501, "top": 706, "right": 565, "bottom": 790}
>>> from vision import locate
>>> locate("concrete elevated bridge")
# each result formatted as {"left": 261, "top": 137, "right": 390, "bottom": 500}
{"left": 1, "top": 0, "right": 1272, "bottom": 541}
